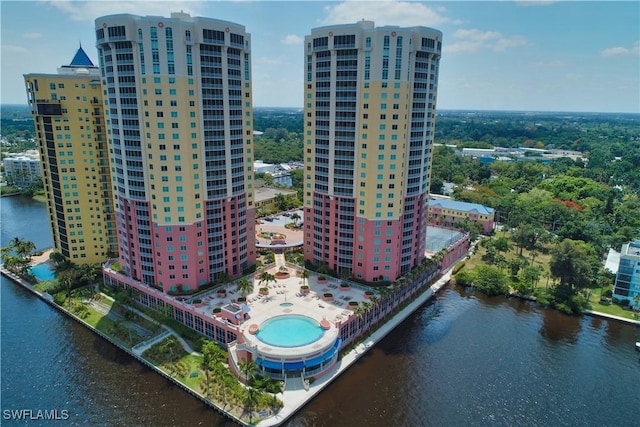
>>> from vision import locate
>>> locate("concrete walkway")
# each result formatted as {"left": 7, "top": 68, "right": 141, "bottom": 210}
{"left": 132, "top": 329, "right": 173, "bottom": 356}
{"left": 584, "top": 310, "right": 640, "bottom": 326}
{"left": 85, "top": 298, "right": 156, "bottom": 339}
{"left": 97, "top": 292, "right": 202, "bottom": 356}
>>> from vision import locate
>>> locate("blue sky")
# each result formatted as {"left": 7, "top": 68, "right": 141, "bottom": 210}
{"left": 2, "top": 1, "right": 639, "bottom": 113}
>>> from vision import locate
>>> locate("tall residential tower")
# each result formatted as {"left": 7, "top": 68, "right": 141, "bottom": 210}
{"left": 24, "top": 47, "right": 117, "bottom": 264}
{"left": 303, "top": 21, "right": 442, "bottom": 283}
{"left": 96, "top": 13, "right": 256, "bottom": 293}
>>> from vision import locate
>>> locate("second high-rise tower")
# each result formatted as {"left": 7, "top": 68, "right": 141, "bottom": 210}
{"left": 303, "top": 21, "right": 442, "bottom": 283}
{"left": 97, "top": 13, "right": 256, "bottom": 293}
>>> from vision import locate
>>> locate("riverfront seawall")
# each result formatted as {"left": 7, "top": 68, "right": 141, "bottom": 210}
{"left": 0, "top": 265, "right": 246, "bottom": 425}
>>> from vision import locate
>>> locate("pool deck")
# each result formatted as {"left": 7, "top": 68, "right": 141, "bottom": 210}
{"left": 188, "top": 252, "right": 369, "bottom": 358}
{"left": 172, "top": 247, "right": 457, "bottom": 426}
{"left": 255, "top": 269, "right": 454, "bottom": 426}
{"left": 29, "top": 249, "right": 54, "bottom": 267}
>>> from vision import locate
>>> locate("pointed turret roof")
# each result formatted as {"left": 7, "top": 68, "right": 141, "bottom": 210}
{"left": 69, "top": 44, "right": 95, "bottom": 67}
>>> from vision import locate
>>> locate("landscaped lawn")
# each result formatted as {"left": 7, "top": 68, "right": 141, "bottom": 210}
{"left": 587, "top": 292, "right": 639, "bottom": 320}
{"left": 178, "top": 353, "right": 205, "bottom": 389}
{"left": 466, "top": 234, "right": 554, "bottom": 290}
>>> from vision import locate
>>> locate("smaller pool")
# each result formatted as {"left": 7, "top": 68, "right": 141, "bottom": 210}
{"left": 29, "top": 263, "right": 55, "bottom": 281}
{"left": 256, "top": 315, "right": 323, "bottom": 348}
{"left": 280, "top": 302, "right": 293, "bottom": 307}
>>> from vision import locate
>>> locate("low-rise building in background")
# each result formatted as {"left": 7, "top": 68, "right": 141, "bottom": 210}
{"left": 427, "top": 198, "right": 495, "bottom": 234}
{"left": 3, "top": 150, "right": 42, "bottom": 187}
{"left": 613, "top": 240, "right": 640, "bottom": 307}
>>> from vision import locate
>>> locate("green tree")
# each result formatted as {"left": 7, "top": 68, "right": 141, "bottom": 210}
{"left": 49, "top": 251, "right": 66, "bottom": 265}
{"left": 511, "top": 223, "right": 546, "bottom": 256}
{"left": 11, "top": 237, "right": 36, "bottom": 259}
{"left": 522, "top": 264, "right": 543, "bottom": 293}
{"left": 549, "top": 238, "right": 599, "bottom": 293}
{"left": 238, "top": 358, "right": 258, "bottom": 423}
{"left": 274, "top": 193, "right": 287, "bottom": 211}
{"left": 429, "top": 177, "right": 444, "bottom": 194}
{"left": 481, "top": 239, "right": 498, "bottom": 264}
{"left": 236, "top": 278, "right": 253, "bottom": 298}
{"left": 493, "top": 236, "right": 512, "bottom": 254}
{"left": 290, "top": 212, "right": 301, "bottom": 227}
{"left": 201, "top": 341, "right": 217, "bottom": 399}
{"left": 508, "top": 258, "right": 524, "bottom": 280}
{"left": 454, "top": 269, "right": 475, "bottom": 286}
{"left": 1, "top": 237, "right": 37, "bottom": 276}
{"left": 259, "top": 272, "right": 275, "bottom": 288}
{"left": 473, "top": 265, "right": 510, "bottom": 296}
{"left": 58, "top": 271, "right": 75, "bottom": 307}
{"left": 297, "top": 268, "right": 310, "bottom": 287}
{"left": 290, "top": 168, "right": 303, "bottom": 189}
{"left": 79, "top": 263, "right": 100, "bottom": 288}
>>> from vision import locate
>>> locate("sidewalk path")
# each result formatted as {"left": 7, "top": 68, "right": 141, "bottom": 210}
{"left": 96, "top": 293, "right": 202, "bottom": 356}
{"left": 584, "top": 309, "right": 640, "bottom": 326}
{"left": 86, "top": 298, "right": 157, "bottom": 339}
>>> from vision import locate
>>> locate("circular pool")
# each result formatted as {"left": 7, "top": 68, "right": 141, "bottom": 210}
{"left": 256, "top": 315, "right": 324, "bottom": 348}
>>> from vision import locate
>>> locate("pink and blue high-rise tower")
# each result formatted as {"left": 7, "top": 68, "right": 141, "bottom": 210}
{"left": 303, "top": 21, "right": 442, "bottom": 283}
{"left": 97, "top": 13, "right": 256, "bottom": 293}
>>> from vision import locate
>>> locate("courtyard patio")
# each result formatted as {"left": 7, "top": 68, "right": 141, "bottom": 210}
{"left": 186, "top": 253, "right": 375, "bottom": 331}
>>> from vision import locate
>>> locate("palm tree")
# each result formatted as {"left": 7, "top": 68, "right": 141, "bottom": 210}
{"left": 59, "top": 272, "right": 74, "bottom": 307}
{"left": 9, "top": 238, "right": 36, "bottom": 260}
{"left": 5, "top": 237, "right": 36, "bottom": 266}
{"left": 166, "top": 338, "right": 178, "bottom": 376}
{"left": 79, "top": 263, "right": 100, "bottom": 290}
{"left": 530, "top": 249, "right": 539, "bottom": 265}
{"left": 353, "top": 305, "right": 366, "bottom": 335}
{"left": 201, "top": 341, "right": 216, "bottom": 399}
{"left": 211, "top": 347, "right": 229, "bottom": 406}
{"left": 9, "top": 237, "right": 24, "bottom": 251}
{"left": 290, "top": 212, "right": 301, "bottom": 227}
{"left": 259, "top": 272, "right": 275, "bottom": 288}
{"left": 297, "top": 268, "right": 310, "bottom": 287}
{"left": 368, "top": 295, "right": 380, "bottom": 321}
{"left": 49, "top": 251, "right": 65, "bottom": 265}
{"left": 236, "top": 278, "right": 253, "bottom": 298}
{"left": 238, "top": 358, "right": 258, "bottom": 423}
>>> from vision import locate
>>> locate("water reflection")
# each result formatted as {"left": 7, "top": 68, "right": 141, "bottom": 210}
{"left": 539, "top": 308, "right": 582, "bottom": 344}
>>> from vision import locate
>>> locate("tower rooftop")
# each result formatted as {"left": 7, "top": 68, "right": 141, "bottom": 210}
{"left": 66, "top": 45, "right": 95, "bottom": 68}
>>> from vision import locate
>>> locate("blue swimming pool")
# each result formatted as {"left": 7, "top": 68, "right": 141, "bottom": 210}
{"left": 256, "top": 315, "right": 323, "bottom": 347}
{"left": 29, "top": 263, "right": 55, "bottom": 281}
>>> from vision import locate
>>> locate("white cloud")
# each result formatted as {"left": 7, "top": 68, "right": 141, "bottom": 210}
{"left": 321, "top": 1, "right": 450, "bottom": 27}
{"left": 281, "top": 34, "right": 303, "bottom": 45}
{"left": 3, "top": 45, "right": 31, "bottom": 55}
{"left": 532, "top": 60, "right": 567, "bottom": 67}
{"left": 453, "top": 29, "right": 501, "bottom": 41}
{"left": 566, "top": 73, "right": 584, "bottom": 80}
{"left": 447, "top": 28, "right": 529, "bottom": 53}
{"left": 493, "top": 36, "right": 527, "bottom": 51}
{"left": 256, "top": 56, "right": 285, "bottom": 66}
{"left": 515, "top": 0, "right": 559, "bottom": 6}
{"left": 43, "top": 0, "right": 205, "bottom": 22}
{"left": 600, "top": 41, "right": 640, "bottom": 57}
{"left": 23, "top": 32, "right": 44, "bottom": 39}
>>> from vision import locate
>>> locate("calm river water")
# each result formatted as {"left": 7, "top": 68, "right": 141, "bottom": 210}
{"left": 2, "top": 196, "right": 639, "bottom": 426}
